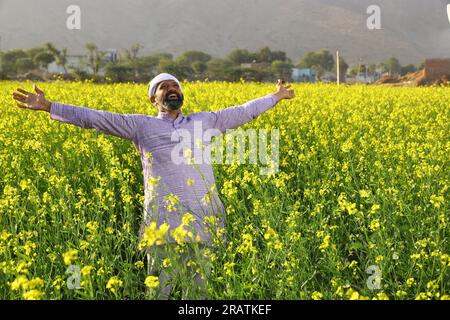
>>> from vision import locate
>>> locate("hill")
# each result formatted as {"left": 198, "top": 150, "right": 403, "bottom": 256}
{"left": 1, "top": 0, "right": 449, "bottom": 64}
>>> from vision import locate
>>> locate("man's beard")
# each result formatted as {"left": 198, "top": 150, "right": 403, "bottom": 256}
{"left": 162, "top": 93, "right": 184, "bottom": 111}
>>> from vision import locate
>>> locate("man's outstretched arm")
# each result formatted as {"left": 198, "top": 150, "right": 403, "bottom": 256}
{"left": 210, "top": 79, "right": 295, "bottom": 133}
{"left": 12, "top": 85, "right": 141, "bottom": 141}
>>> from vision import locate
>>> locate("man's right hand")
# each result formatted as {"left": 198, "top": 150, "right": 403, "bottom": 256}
{"left": 12, "top": 85, "right": 52, "bottom": 112}
{"left": 274, "top": 79, "right": 295, "bottom": 100}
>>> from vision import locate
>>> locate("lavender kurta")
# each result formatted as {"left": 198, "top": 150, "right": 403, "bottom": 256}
{"left": 49, "top": 93, "right": 280, "bottom": 243}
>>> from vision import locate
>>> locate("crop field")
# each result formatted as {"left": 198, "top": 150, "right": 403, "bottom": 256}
{"left": 0, "top": 81, "right": 449, "bottom": 299}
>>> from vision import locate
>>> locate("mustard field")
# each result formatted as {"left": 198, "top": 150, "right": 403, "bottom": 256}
{"left": 0, "top": 81, "right": 449, "bottom": 299}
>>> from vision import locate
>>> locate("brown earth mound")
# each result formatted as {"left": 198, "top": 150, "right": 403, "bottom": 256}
{"left": 376, "top": 69, "right": 449, "bottom": 86}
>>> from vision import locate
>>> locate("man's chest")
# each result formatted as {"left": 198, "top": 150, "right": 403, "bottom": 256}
{"left": 137, "top": 120, "right": 215, "bottom": 151}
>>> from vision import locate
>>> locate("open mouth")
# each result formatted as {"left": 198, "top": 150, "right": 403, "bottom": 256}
{"left": 167, "top": 93, "right": 179, "bottom": 100}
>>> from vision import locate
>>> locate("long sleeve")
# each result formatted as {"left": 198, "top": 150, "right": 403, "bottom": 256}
{"left": 210, "top": 93, "right": 280, "bottom": 133}
{"left": 49, "top": 102, "right": 142, "bottom": 141}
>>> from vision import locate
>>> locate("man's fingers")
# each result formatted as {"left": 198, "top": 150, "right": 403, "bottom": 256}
{"left": 16, "top": 103, "right": 27, "bottom": 109}
{"left": 17, "top": 88, "right": 31, "bottom": 96}
{"left": 13, "top": 93, "right": 27, "bottom": 102}
{"left": 277, "top": 79, "right": 290, "bottom": 87}
{"left": 34, "top": 84, "right": 44, "bottom": 94}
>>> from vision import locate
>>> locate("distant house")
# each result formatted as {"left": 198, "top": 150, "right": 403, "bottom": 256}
{"left": 47, "top": 48, "right": 118, "bottom": 74}
{"left": 104, "top": 48, "right": 119, "bottom": 63}
{"left": 239, "top": 62, "right": 271, "bottom": 70}
{"left": 240, "top": 63, "right": 253, "bottom": 69}
{"left": 321, "top": 71, "right": 337, "bottom": 83}
{"left": 346, "top": 69, "right": 382, "bottom": 84}
{"left": 47, "top": 54, "right": 87, "bottom": 74}
{"left": 292, "top": 68, "right": 316, "bottom": 83}
{"left": 355, "top": 72, "right": 377, "bottom": 84}
{"left": 424, "top": 58, "right": 450, "bottom": 78}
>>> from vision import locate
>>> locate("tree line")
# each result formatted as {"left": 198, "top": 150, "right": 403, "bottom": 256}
{"left": 0, "top": 42, "right": 424, "bottom": 83}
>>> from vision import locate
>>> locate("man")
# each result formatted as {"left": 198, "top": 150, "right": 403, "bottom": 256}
{"left": 12, "top": 73, "right": 295, "bottom": 298}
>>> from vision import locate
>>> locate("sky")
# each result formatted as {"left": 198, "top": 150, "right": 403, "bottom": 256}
{"left": 1, "top": 0, "right": 449, "bottom": 64}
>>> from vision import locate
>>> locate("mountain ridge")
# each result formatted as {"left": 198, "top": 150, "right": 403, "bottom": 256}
{"left": 1, "top": 0, "right": 449, "bottom": 65}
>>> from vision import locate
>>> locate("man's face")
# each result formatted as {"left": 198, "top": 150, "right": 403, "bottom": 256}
{"left": 150, "top": 80, "right": 183, "bottom": 112}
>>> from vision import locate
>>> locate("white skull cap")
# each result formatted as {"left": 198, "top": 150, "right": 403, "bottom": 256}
{"left": 148, "top": 73, "right": 182, "bottom": 97}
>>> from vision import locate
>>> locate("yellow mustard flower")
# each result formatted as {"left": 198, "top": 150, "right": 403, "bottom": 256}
{"left": 144, "top": 276, "right": 159, "bottom": 289}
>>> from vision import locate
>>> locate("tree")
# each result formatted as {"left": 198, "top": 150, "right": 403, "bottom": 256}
{"left": 157, "top": 59, "right": 192, "bottom": 81}
{"left": 257, "top": 46, "right": 288, "bottom": 63}
{"left": 105, "top": 62, "right": 134, "bottom": 82}
{"left": 176, "top": 50, "right": 211, "bottom": 66}
{"left": 401, "top": 64, "right": 417, "bottom": 76}
{"left": 271, "top": 60, "right": 293, "bottom": 81}
{"left": 33, "top": 52, "right": 55, "bottom": 71}
{"left": 134, "top": 53, "right": 173, "bottom": 80}
{"left": 377, "top": 62, "right": 388, "bottom": 74}
{"left": 2, "top": 49, "right": 27, "bottom": 76}
{"left": 191, "top": 61, "right": 208, "bottom": 76}
{"left": 367, "top": 64, "right": 377, "bottom": 74}
{"left": 44, "top": 42, "right": 60, "bottom": 56}
{"left": 55, "top": 48, "right": 68, "bottom": 73}
{"left": 123, "top": 43, "right": 143, "bottom": 61}
{"left": 271, "top": 50, "right": 288, "bottom": 62}
{"left": 119, "top": 52, "right": 174, "bottom": 81}
{"left": 297, "top": 52, "right": 317, "bottom": 68}
{"left": 314, "top": 65, "right": 325, "bottom": 81}
{"left": 16, "top": 58, "right": 36, "bottom": 74}
{"left": 317, "top": 49, "right": 335, "bottom": 72}
{"left": 348, "top": 65, "right": 360, "bottom": 77}
{"left": 0, "top": 51, "right": 4, "bottom": 75}
{"left": 206, "top": 58, "right": 239, "bottom": 81}
{"left": 121, "top": 43, "right": 145, "bottom": 79}
{"left": 23, "top": 43, "right": 62, "bottom": 73}
{"left": 258, "top": 47, "right": 272, "bottom": 63}
{"left": 26, "top": 47, "right": 48, "bottom": 60}
{"left": 149, "top": 52, "right": 173, "bottom": 62}
{"left": 85, "top": 43, "right": 98, "bottom": 73}
{"left": 384, "top": 57, "right": 402, "bottom": 76}
{"left": 297, "top": 49, "right": 335, "bottom": 73}
{"left": 228, "top": 49, "right": 255, "bottom": 64}
{"left": 174, "top": 50, "right": 212, "bottom": 80}
{"left": 238, "top": 68, "right": 267, "bottom": 82}
{"left": 85, "top": 43, "right": 105, "bottom": 76}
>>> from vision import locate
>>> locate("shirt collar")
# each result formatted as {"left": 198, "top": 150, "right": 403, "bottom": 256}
{"left": 157, "top": 110, "right": 184, "bottom": 124}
